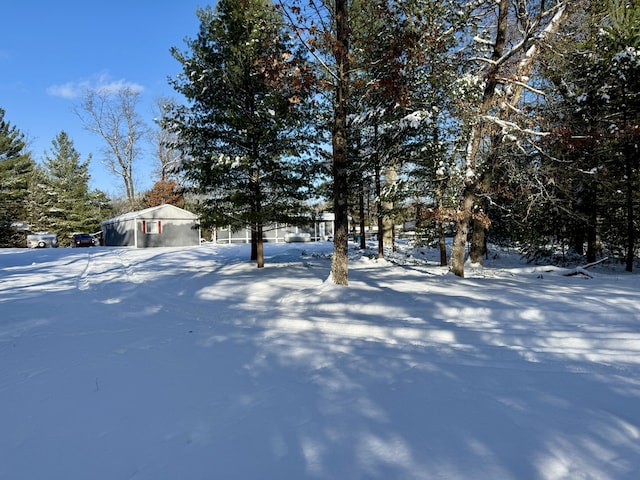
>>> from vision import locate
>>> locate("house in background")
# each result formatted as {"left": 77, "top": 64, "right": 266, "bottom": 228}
{"left": 213, "top": 213, "right": 335, "bottom": 244}
{"left": 102, "top": 204, "right": 200, "bottom": 248}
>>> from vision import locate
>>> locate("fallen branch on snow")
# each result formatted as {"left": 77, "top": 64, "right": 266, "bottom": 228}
{"left": 562, "top": 257, "right": 608, "bottom": 278}
{"left": 562, "top": 267, "right": 594, "bottom": 278}
{"left": 531, "top": 257, "right": 608, "bottom": 278}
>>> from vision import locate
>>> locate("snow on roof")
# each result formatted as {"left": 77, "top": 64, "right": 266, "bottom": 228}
{"left": 102, "top": 204, "right": 199, "bottom": 225}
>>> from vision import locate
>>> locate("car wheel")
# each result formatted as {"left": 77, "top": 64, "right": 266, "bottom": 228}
{"left": 37, "top": 241, "right": 46, "bottom": 248}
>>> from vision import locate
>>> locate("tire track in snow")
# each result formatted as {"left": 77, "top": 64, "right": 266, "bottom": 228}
{"left": 76, "top": 252, "right": 92, "bottom": 291}
{"left": 74, "top": 249, "right": 141, "bottom": 294}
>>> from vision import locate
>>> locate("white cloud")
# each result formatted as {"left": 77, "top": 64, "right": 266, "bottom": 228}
{"left": 47, "top": 81, "right": 85, "bottom": 99}
{"left": 47, "top": 72, "right": 144, "bottom": 99}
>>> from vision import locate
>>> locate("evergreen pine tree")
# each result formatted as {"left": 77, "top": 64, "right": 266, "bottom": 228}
{"left": 25, "top": 165, "right": 56, "bottom": 234}
{"left": 168, "top": 0, "right": 318, "bottom": 268}
{"left": 0, "top": 108, "right": 35, "bottom": 247}
{"left": 38, "top": 131, "right": 110, "bottom": 244}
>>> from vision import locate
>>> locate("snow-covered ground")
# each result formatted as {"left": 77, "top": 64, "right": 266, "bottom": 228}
{"left": 1, "top": 241, "right": 639, "bottom": 480}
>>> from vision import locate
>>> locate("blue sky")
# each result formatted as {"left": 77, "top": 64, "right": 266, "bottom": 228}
{"left": 1, "top": 0, "right": 210, "bottom": 195}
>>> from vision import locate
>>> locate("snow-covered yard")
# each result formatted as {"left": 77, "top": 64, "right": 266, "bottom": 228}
{"left": 1, "top": 242, "right": 639, "bottom": 479}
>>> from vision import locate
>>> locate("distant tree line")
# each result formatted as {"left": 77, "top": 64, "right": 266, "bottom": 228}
{"left": 0, "top": 112, "right": 111, "bottom": 247}
{"left": 0, "top": 83, "right": 189, "bottom": 246}
{"left": 0, "top": 103, "right": 184, "bottom": 247}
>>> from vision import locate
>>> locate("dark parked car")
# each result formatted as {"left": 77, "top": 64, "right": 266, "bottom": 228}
{"left": 71, "top": 233, "right": 95, "bottom": 247}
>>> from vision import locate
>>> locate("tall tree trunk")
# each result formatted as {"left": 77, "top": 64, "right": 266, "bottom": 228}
{"left": 359, "top": 180, "right": 366, "bottom": 250}
{"left": 330, "top": 0, "right": 350, "bottom": 285}
{"left": 125, "top": 175, "right": 136, "bottom": 210}
{"left": 438, "top": 222, "right": 447, "bottom": 266}
{"left": 451, "top": 0, "right": 509, "bottom": 277}
{"left": 382, "top": 163, "right": 396, "bottom": 251}
{"left": 251, "top": 162, "right": 263, "bottom": 267}
{"left": 586, "top": 215, "right": 598, "bottom": 264}
{"left": 435, "top": 182, "right": 447, "bottom": 267}
{"left": 257, "top": 223, "right": 265, "bottom": 269}
{"left": 372, "top": 123, "right": 384, "bottom": 259}
{"left": 470, "top": 216, "right": 487, "bottom": 263}
{"left": 375, "top": 161, "right": 384, "bottom": 259}
{"left": 469, "top": 167, "right": 493, "bottom": 263}
{"left": 356, "top": 135, "right": 366, "bottom": 250}
{"left": 450, "top": 183, "right": 475, "bottom": 276}
{"left": 582, "top": 186, "right": 597, "bottom": 263}
{"left": 251, "top": 228, "right": 258, "bottom": 261}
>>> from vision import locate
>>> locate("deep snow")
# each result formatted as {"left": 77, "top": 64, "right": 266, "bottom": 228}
{"left": 1, "top": 241, "right": 639, "bottom": 479}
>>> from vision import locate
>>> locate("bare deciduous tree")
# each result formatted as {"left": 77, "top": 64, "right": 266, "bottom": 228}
{"left": 151, "top": 96, "right": 182, "bottom": 183}
{"left": 450, "top": 0, "right": 568, "bottom": 277}
{"left": 76, "top": 87, "right": 147, "bottom": 208}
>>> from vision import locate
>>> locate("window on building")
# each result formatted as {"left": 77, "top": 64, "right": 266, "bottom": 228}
{"left": 142, "top": 220, "right": 162, "bottom": 234}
